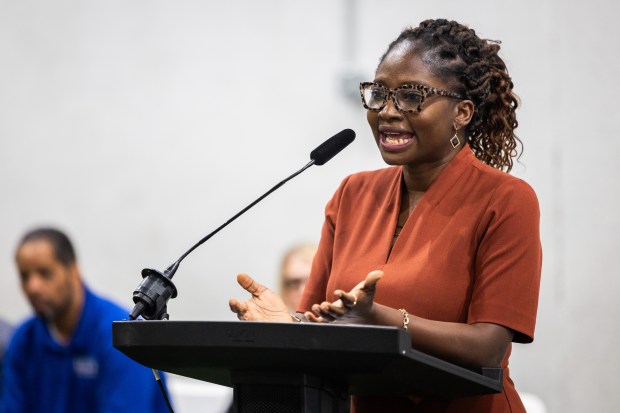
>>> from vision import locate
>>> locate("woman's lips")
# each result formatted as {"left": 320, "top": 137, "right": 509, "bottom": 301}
{"left": 380, "top": 131, "right": 415, "bottom": 150}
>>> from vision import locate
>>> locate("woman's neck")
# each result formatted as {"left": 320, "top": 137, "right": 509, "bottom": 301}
{"left": 401, "top": 147, "right": 461, "bottom": 193}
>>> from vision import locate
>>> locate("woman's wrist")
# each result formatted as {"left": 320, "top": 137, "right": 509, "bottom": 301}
{"left": 371, "top": 303, "right": 407, "bottom": 329}
{"left": 363, "top": 301, "right": 381, "bottom": 325}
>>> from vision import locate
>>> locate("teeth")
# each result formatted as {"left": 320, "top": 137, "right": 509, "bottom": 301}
{"left": 385, "top": 136, "right": 410, "bottom": 145}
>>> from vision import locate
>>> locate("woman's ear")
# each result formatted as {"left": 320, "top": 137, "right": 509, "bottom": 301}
{"left": 454, "top": 99, "right": 475, "bottom": 129}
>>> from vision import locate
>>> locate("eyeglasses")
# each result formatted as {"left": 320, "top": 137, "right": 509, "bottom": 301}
{"left": 359, "top": 82, "right": 464, "bottom": 113}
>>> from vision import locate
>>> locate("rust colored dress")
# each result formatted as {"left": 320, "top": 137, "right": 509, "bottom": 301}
{"left": 299, "top": 146, "right": 542, "bottom": 413}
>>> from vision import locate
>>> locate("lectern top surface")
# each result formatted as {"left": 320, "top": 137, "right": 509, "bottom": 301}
{"left": 113, "top": 320, "right": 502, "bottom": 398}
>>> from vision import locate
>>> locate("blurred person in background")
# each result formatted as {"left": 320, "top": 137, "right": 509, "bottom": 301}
{"left": 1, "top": 227, "right": 170, "bottom": 413}
{"left": 278, "top": 244, "right": 317, "bottom": 313}
{"left": 0, "top": 318, "right": 12, "bottom": 405}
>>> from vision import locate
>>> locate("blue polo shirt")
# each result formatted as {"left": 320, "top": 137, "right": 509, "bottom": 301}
{"left": 2, "top": 286, "right": 170, "bottom": 413}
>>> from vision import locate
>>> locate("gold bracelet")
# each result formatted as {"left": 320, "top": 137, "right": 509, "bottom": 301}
{"left": 291, "top": 313, "right": 303, "bottom": 322}
{"left": 398, "top": 309, "right": 410, "bottom": 331}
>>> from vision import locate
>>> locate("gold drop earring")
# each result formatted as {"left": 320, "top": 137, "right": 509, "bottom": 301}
{"left": 450, "top": 126, "right": 461, "bottom": 149}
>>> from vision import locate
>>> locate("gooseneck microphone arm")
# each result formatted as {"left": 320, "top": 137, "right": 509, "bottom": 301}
{"left": 175, "top": 159, "right": 314, "bottom": 269}
{"left": 129, "top": 129, "right": 355, "bottom": 321}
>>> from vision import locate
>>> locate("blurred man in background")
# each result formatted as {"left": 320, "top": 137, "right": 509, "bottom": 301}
{"left": 2, "top": 227, "right": 170, "bottom": 413}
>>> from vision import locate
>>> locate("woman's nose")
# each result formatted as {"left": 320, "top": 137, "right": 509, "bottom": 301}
{"left": 379, "top": 96, "right": 402, "bottom": 120}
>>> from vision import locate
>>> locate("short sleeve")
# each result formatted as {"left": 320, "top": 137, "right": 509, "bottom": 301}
{"left": 468, "top": 179, "right": 542, "bottom": 343}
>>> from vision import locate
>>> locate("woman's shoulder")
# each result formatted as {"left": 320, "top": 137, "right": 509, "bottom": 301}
{"left": 468, "top": 153, "right": 535, "bottom": 190}
{"left": 468, "top": 156, "right": 539, "bottom": 209}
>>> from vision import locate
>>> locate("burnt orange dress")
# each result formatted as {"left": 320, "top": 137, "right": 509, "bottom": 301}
{"left": 299, "top": 146, "right": 542, "bottom": 413}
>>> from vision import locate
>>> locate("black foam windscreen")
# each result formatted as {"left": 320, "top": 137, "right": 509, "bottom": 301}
{"left": 310, "top": 129, "right": 356, "bottom": 166}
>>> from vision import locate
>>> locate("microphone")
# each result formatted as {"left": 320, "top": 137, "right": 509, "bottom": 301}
{"left": 129, "top": 129, "right": 356, "bottom": 320}
{"left": 310, "top": 128, "right": 355, "bottom": 165}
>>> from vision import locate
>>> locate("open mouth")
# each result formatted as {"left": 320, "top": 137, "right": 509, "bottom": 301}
{"left": 380, "top": 132, "right": 414, "bottom": 149}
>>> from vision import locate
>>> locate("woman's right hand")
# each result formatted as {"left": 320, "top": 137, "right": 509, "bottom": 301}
{"left": 229, "top": 273, "right": 293, "bottom": 322}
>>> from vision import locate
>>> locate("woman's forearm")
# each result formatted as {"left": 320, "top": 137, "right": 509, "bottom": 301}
{"left": 370, "top": 303, "right": 513, "bottom": 367}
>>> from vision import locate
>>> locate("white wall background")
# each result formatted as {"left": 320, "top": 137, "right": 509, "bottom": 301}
{"left": 1, "top": 1, "right": 618, "bottom": 412}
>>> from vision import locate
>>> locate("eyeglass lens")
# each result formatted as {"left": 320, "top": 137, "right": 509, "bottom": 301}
{"left": 363, "top": 85, "right": 424, "bottom": 112}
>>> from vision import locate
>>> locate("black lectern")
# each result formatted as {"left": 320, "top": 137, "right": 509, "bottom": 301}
{"left": 113, "top": 321, "right": 502, "bottom": 413}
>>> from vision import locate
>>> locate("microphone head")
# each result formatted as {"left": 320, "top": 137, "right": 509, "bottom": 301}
{"left": 310, "top": 129, "right": 356, "bottom": 166}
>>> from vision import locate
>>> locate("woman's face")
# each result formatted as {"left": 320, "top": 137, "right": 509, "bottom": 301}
{"left": 367, "top": 45, "right": 463, "bottom": 172}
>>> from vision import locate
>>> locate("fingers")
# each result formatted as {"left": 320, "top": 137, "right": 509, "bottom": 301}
{"left": 309, "top": 299, "right": 347, "bottom": 322}
{"left": 304, "top": 270, "right": 384, "bottom": 325}
{"left": 362, "top": 270, "right": 383, "bottom": 292}
{"left": 229, "top": 298, "right": 248, "bottom": 320}
{"left": 304, "top": 310, "right": 326, "bottom": 323}
{"left": 335, "top": 270, "right": 383, "bottom": 308}
{"left": 236, "top": 273, "right": 266, "bottom": 297}
{"left": 318, "top": 303, "right": 338, "bottom": 321}
{"left": 347, "top": 270, "right": 382, "bottom": 293}
{"left": 336, "top": 290, "right": 358, "bottom": 308}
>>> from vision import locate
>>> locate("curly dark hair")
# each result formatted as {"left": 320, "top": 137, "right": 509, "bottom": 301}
{"left": 380, "top": 19, "right": 520, "bottom": 171}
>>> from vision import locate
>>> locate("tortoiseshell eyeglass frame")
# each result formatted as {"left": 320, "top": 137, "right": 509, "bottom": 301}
{"left": 359, "top": 81, "right": 465, "bottom": 113}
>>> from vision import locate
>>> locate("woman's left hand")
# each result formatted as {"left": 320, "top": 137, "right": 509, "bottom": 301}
{"left": 304, "top": 270, "right": 383, "bottom": 324}
{"left": 229, "top": 273, "right": 292, "bottom": 322}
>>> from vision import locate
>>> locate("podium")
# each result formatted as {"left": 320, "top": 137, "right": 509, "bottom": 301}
{"left": 113, "top": 321, "right": 502, "bottom": 413}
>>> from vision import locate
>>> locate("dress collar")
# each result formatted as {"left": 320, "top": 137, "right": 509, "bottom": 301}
{"left": 410, "top": 145, "right": 477, "bottom": 207}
